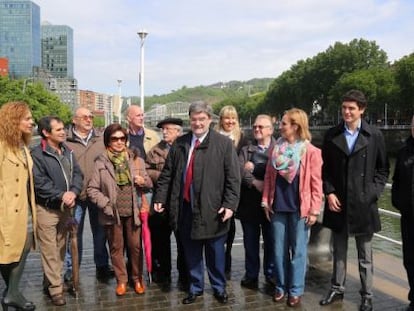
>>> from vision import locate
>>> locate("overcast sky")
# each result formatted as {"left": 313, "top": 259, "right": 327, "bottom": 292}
{"left": 34, "top": 0, "right": 414, "bottom": 97}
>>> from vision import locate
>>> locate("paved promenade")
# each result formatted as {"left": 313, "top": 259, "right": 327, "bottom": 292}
{"left": 1, "top": 218, "right": 410, "bottom": 310}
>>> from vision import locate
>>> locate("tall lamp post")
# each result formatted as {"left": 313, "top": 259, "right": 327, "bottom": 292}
{"left": 117, "top": 79, "right": 122, "bottom": 124}
{"left": 137, "top": 29, "right": 148, "bottom": 112}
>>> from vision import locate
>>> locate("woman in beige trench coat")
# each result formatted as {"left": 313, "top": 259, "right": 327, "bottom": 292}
{"left": 0, "top": 102, "right": 37, "bottom": 311}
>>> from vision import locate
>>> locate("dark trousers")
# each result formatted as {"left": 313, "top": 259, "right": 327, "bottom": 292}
{"left": 401, "top": 213, "right": 414, "bottom": 305}
{"left": 225, "top": 217, "right": 236, "bottom": 273}
{"left": 240, "top": 219, "right": 275, "bottom": 280}
{"left": 149, "top": 212, "right": 187, "bottom": 282}
{"left": 179, "top": 201, "right": 227, "bottom": 295}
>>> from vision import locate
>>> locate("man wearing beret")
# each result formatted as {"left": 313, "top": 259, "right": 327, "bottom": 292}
{"left": 146, "top": 117, "right": 188, "bottom": 288}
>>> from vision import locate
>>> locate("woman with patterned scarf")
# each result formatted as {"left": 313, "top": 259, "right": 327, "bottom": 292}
{"left": 87, "top": 123, "right": 153, "bottom": 296}
{"left": 261, "top": 108, "right": 323, "bottom": 308}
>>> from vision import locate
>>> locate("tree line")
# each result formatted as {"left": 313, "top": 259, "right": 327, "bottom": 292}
{"left": 1, "top": 38, "right": 413, "bottom": 127}
{"left": 215, "top": 38, "right": 414, "bottom": 126}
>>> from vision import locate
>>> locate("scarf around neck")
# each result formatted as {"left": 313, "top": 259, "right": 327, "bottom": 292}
{"left": 107, "top": 149, "right": 131, "bottom": 186}
{"left": 271, "top": 137, "right": 307, "bottom": 183}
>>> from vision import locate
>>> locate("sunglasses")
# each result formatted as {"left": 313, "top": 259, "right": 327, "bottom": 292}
{"left": 77, "top": 115, "right": 94, "bottom": 121}
{"left": 110, "top": 136, "right": 126, "bottom": 143}
{"left": 253, "top": 125, "right": 270, "bottom": 130}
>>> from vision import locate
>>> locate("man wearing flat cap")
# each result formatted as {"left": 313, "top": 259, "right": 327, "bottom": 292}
{"left": 146, "top": 117, "right": 188, "bottom": 287}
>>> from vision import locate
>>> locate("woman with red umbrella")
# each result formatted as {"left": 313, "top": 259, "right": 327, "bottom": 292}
{"left": 87, "top": 123, "right": 153, "bottom": 296}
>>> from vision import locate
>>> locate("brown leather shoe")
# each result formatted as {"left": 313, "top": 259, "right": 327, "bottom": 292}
{"left": 273, "top": 291, "right": 285, "bottom": 302}
{"left": 116, "top": 283, "right": 127, "bottom": 296}
{"left": 50, "top": 293, "right": 66, "bottom": 306}
{"left": 287, "top": 295, "right": 301, "bottom": 307}
{"left": 134, "top": 279, "right": 145, "bottom": 294}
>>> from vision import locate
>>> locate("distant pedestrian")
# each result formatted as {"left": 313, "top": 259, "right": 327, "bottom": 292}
{"left": 392, "top": 114, "right": 414, "bottom": 311}
{"left": 214, "top": 105, "right": 245, "bottom": 279}
{"left": 261, "top": 108, "right": 323, "bottom": 308}
{"left": 320, "top": 90, "right": 389, "bottom": 311}
{"left": 0, "top": 102, "right": 36, "bottom": 311}
{"left": 87, "top": 124, "right": 153, "bottom": 296}
{"left": 32, "top": 116, "right": 83, "bottom": 306}
{"left": 154, "top": 102, "right": 241, "bottom": 305}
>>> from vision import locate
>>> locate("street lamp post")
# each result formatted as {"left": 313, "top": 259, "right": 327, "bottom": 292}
{"left": 117, "top": 79, "right": 122, "bottom": 124}
{"left": 137, "top": 29, "right": 148, "bottom": 112}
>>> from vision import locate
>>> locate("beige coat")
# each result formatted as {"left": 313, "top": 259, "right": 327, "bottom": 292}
{"left": 0, "top": 142, "right": 37, "bottom": 263}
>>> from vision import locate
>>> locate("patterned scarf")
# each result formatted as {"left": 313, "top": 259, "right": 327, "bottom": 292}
{"left": 107, "top": 149, "right": 131, "bottom": 186}
{"left": 271, "top": 137, "right": 307, "bottom": 183}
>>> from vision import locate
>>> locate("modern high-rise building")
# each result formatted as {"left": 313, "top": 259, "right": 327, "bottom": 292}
{"left": 0, "top": 0, "right": 41, "bottom": 78}
{"left": 41, "top": 22, "right": 73, "bottom": 78}
{"left": 40, "top": 22, "right": 77, "bottom": 110}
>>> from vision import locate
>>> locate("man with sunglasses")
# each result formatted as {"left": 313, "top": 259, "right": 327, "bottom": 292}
{"left": 64, "top": 108, "right": 113, "bottom": 284}
{"left": 237, "top": 114, "right": 276, "bottom": 289}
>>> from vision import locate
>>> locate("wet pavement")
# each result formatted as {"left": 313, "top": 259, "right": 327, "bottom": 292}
{"left": 1, "top": 216, "right": 410, "bottom": 310}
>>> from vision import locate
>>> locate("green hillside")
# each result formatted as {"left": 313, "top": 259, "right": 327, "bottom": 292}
{"left": 129, "top": 78, "right": 274, "bottom": 111}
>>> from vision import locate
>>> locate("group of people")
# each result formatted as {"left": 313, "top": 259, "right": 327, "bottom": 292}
{"left": 0, "top": 88, "right": 413, "bottom": 311}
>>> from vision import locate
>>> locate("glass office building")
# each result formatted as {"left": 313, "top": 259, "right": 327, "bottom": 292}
{"left": 0, "top": 0, "right": 41, "bottom": 78}
{"left": 41, "top": 23, "right": 74, "bottom": 78}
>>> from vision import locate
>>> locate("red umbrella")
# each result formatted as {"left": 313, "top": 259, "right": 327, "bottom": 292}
{"left": 139, "top": 191, "right": 152, "bottom": 283}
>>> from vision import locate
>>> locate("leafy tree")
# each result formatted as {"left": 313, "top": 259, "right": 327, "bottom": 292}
{"left": 261, "top": 38, "right": 389, "bottom": 122}
{"left": 329, "top": 68, "right": 397, "bottom": 123}
{"left": 0, "top": 76, "right": 72, "bottom": 123}
{"left": 393, "top": 53, "right": 414, "bottom": 119}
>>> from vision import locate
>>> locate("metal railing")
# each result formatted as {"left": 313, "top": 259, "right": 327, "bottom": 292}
{"left": 375, "top": 207, "right": 402, "bottom": 246}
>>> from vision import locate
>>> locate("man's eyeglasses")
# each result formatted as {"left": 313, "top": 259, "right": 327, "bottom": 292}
{"left": 253, "top": 125, "right": 270, "bottom": 130}
{"left": 110, "top": 136, "right": 126, "bottom": 143}
{"left": 77, "top": 115, "right": 94, "bottom": 121}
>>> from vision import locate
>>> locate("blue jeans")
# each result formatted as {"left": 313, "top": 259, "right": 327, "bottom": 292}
{"left": 271, "top": 211, "right": 309, "bottom": 296}
{"left": 240, "top": 219, "right": 275, "bottom": 280}
{"left": 65, "top": 200, "right": 110, "bottom": 271}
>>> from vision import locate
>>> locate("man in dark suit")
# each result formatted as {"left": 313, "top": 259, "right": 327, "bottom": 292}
{"left": 153, "top": 102, "right": 241, "bottom": 304}
{"left": 320, "top": 90, "right": 389, "bottom": 311}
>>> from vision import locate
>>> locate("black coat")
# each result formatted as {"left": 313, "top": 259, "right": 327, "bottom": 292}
{"left": 392, "top": 136, "right": 414, "bottom": 218}
{"left": 236, "top": 137, "right": 276, "bottom": 223}
{"left": 31, "top": 140, "right": 83, "bottom": 209}
{"left": 154, "top": 129, "right": 241, "bottom": 240}
{"left": 322, "top": 120, "right": 389, "bottom": 234}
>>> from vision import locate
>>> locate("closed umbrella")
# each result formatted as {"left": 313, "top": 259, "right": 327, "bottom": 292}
{"left": 139, "top": 191, "right": 152, "bottom": 283}
{"left": 65, "top": 206, "right": 80, "bottom": 298}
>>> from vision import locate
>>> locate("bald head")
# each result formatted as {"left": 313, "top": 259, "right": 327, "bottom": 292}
{"left": 126, "top": 105, "right": 144, "bottom": 132}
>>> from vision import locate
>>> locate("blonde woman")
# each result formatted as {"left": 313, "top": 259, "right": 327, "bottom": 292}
{"left": 214, "top": 105, "right": 244, "bottom": 152}
{"left": 214, "top": 105, "right": 245, "bottom": 279}
{"left": 0, "top": 102, "right": 36, "bottom": 311}
{"left": 262, "top": 108, "right": 323, "bottom": 307}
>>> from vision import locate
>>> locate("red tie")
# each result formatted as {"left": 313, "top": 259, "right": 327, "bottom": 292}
{"left": 183, "top": 139, "right": 200, "bottom": 202}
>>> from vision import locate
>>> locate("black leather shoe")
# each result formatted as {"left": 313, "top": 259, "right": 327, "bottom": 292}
{"left": 359, "top": 297, "right": 372, "bottom": 311}
{"left": 240, "top": 277, "right": 258, "bottom": 289}
{"left": 182, "top": 292, "right": 203, "bottom": 304}
{"left": 319, "top": 290, "right": 344, "bottom": 306}
{"left": 1, "top": 297, "right": 36, "bottom": 311}
{"left": 214, "top": 291, "right": 228, "bottom": 304}
{"left": 96, "top": 265, "right": 115, "bottom": 280}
